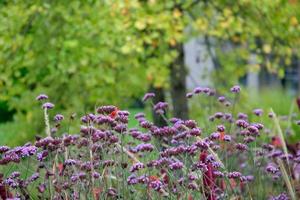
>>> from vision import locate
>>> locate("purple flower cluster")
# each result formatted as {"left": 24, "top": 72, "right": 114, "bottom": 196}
{"left": 130, "top": 162, "right": 145, "bottom": 172}
{"left": 230, "top": 85, "right": 241, "bottom": 93}
{"left": 253, "top": 108, "right": 263, "bottom": 116}
{"left": 191, "top": 87, "right": 216, "bottom": 96}
{"left": 153, "top": 102, "right": 168, "bottom": 114}
{"left": 169, "top": 161, "right": 184, "bottom": 170}
{"left": 0, "top": 88, "right": 295, "bottom": 199}
{"left": 42, "top": 102, "right": 55, "bottom": 109}
{"left": 36, "top": 94, "right": 48, "bottom": 101}
{"left": 130, "top": 131, "right": 151, "bottom": 142}
{"left": 131, "top": 143, "right": 154, "bottom": 153}
{"left": 0, "top": 144, "right": 37, "bottom": 165}
{"left": 268, "top": 193, "right": 289, "bottom": 200}
{"left": 218, "top": 96, "right": 226, "bottom": 103}
{"left": 240, "top": 175, "right": 254, "bottom": 183}
{"left": 193, "top": 87, "right": 203, "bottom": 94}
{"left": 149, "top": 180, "right": 163, "bottom": 191}
{"left": 186, "top": 92, "right": 193, "bottom": 98}
{"left": 266, "top": 164, "right": 279, "bottom": 174}
{"left": 54, "top": 114, "right": 64, "bottom": 122}
{"left": 142, "top": 92, "right": 155, "bottom": 102}
{"left": 236, "top": 119, "right": 249, "bottom": 128}
{"left": 96, "top": 105, "right": 117, "bottom": 114}
{"left": 227, "top": 171, "right": 242, "bottom": 179}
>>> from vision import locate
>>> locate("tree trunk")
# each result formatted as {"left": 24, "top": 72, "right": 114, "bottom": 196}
{"left": 149, "top": 86, "right": 168, "bottom": 127}
{"left": 170, "top": 44, "right": 189, "bottom": 120}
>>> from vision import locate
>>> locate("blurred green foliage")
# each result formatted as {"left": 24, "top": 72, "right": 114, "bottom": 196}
{"left": 0, "top": 0, "right": 300, "bottom": 144}
{"left": 192, "top": 0, "right": 300, "bottom": 86}
{"left": 0, "top": 0, "right": 188, "bottom": 136}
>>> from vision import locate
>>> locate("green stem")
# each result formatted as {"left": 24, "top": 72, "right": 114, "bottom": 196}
{"left": 44, "top": 108, "right": 51, "bottom": 137}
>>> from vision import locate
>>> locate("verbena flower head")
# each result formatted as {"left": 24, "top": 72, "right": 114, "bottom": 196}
{"left": 0, "top": 146, "right": 10, "bottom": 153}
{"left": 9, "top": 171, "right": 20, "bottom": 179}
{"left": 149, "top": 180, "right": 163, "bottom": 191}
{"left": 92, "top": 172, "right": 100, "bottom": 179}
{"left": 240, "top": 175, "right": 254, "bottom": 183}
{"left": 127, "top": 174, "right": 138, "bottom": 185}
{"left": 230, "top": 85, "right": 241, "bottom": 93}
{"left": 193, "top": 87, "right": 202, "bottom": 94}
{"left": 96, "top": 105, "right": 117, "bottom": 114}
{"left": 20, "top": 145, "right": 37, "bottom": 157}
{"left": 218, "top": 96, "right": 226, "bottom": 103}
{"left": 238, "top": 112, "right": 248, "bottom": 120}
{"left": 236, "top": 119, "right": 249, "bottom": 128}
{"left": 214, "top": 112, "right": 223, "bottom": 119}
{"left": 266, "top": 164, "right": 279, "bottom": 174}
{"left": 36, "top": 94, "right": 48, "bottom": 101}
{"left": 133, "top": 143, "right": 154, "bottom": 152}
{"left": 134, "top": 113, "right": 145, "bottom": 120}
{"left": 54, "top": 114, "right": 64, "bottom": 122}
{"left": 202, "top": 87, "right": 210, "bottom": 94}
{"left": 248, "top": 125, "right": 259, "bottom": 135}
{"left": 42, "top": 102, "right": 54, "bottom": 109}
{"left": 210, "top": 132, "right": 220, "bottom": 140}
{"left": 130, "top": 162, "right": 145, "bottom": 173}
{"left": 235, "top": 143, "right": 248, "bottom": 151}
{"left": 227, "top": 171, "right": 242, "bottom": 179}
{"left": 169, "top": 161, "right": 184, "bottom": 170}
{"left": 253, "top": 108, "right": 263, "bottom": 116}
{"left": 153, "top": 102, "right": 168, "bottom": 114}
{"left": 223, "top": 135, "right": 231, "bottom": 142}
{"left": 268, "top": 193, "right": 289, "bottom": 200}
{"left": 186, "top": 92, "right": 193, "bottom": 98}
{"left": 216, "top": 125, "right": 225, "bottom": 132}
{"left": 142, "top": 92, "right": 155, "bottom": 102}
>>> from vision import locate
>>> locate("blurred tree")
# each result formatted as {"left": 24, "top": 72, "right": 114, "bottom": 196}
{"left": 0, "top": 0, "right": 300, "bottom": 142}
{"left": 0, "top": 0, "right": 194, "bottom": 129}
{"left": 0, "top": 1, "right": 149, "bottom": 135}
{"left": 190, "top": 0, "right": 300, "bottom": 88}
{"left": 114, "top": 0, "right": 300, "bottom": 117}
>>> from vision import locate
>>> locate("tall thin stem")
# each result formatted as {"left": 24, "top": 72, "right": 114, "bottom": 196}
{"left": 44, "top": 108, "right": 51, "bottom": 137}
